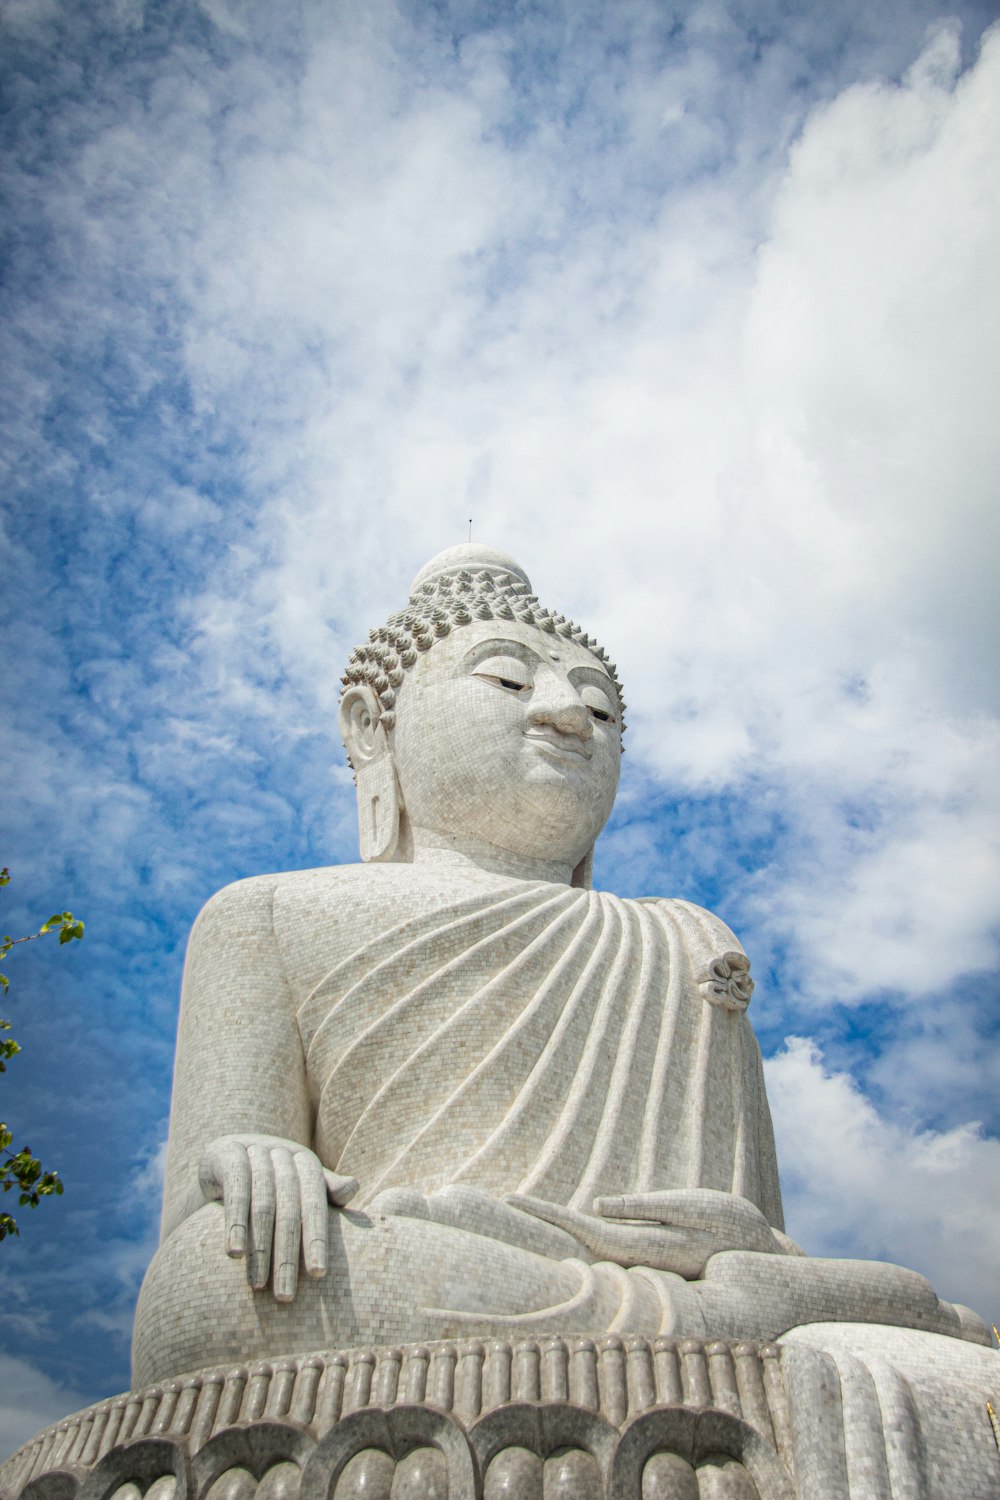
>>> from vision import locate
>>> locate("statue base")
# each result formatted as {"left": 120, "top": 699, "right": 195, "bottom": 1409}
{"left": 2, "top": 1327, "right": 997, "bottom": 1499}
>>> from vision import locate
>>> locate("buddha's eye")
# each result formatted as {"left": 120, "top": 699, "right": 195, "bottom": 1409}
{"left": 472, "top": 655, "right": 532, "bottom": 693}
{"left": 580, "top": 683, "right": 617, "bottom": 725}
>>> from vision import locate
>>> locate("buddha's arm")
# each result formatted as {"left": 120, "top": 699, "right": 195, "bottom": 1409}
{"left": 160, "top": 877, "right": 356, "bottom": 1300}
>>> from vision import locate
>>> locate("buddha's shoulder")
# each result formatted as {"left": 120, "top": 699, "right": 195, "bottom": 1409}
{"left": 196, "top": 863, "right": 523, "bottom": 998}
{"left": 195, "top": 861, "right": 501, "bottom": 935}
{"left": 628, "top": 894, "right": 745, "bottom": 953}
{"left": 193, "top": 871, "right": 746, "bottom": 958}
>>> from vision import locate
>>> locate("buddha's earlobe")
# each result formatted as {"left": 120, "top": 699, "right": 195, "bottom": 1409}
{"left": 356, "top": 750, "right": 400, "bottom": 862}
{"left": 339, "top": 686, "right": 401, "bottom": 863}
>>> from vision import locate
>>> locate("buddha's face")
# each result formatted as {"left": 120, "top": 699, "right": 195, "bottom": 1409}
{"left": 390, "top": 618, "right": 622, "bottom": 870}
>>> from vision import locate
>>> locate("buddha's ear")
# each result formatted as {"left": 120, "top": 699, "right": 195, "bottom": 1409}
{"left": 339, "top": 684, "right": 385, "bottom": 769}
{"left": 339, "top": 685, "right": 401, "bottom": 862}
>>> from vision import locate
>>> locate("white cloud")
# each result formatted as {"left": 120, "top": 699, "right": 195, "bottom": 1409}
{"left": 0, "top": 1353, "right": 88, "bottom": 1466}
{"left": 727, "top": 21, "right": 1000, "bottom": 1002}
{"left": 766, "top": 1036, "right": 1000, "bottom": 1323}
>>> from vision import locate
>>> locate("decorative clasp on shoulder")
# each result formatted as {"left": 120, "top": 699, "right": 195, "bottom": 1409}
{"left": 697, "top": 950, "right": 754, "bottom": 1011}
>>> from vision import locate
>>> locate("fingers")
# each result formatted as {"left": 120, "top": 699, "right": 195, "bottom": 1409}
{"left": 594, "top": 1189, "right": 778, "bottom": 1254}
{"left": 594, "top": 1188, "right": 746, "bottom": 1225}
{"left": 506, "top": 1194, "right": 622, "bottom": 1257}
{"left": 222, "top": 1144, "right": 252, "bottom": 1257}
{"left": 324, "top": 1169, "right": 360, "bottom": 1207}
{"left": 295, "top": 1149, "right": 330, "bottom": 1279}
{"left": 508, "top": 1192, "right": 716, "bottom": 1277}
{"left": 198, "top": 1138, "right": 252, "bottom": 1258}
{"left": 272, "top": 1147, "right": 301, "bottom": 1301}
{"left": 199, "top": 1136, "right": 345, "bottom": 1298}
{"left": 595, "top": 1192, "right": 675, "bottom": 1222}
{"left": 247, "top": 1143, "right": 277, "bottom": 1289}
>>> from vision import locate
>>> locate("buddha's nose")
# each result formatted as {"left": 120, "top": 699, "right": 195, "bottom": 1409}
{"left": 528, "top": 681, "right": 593, "bottom": 738}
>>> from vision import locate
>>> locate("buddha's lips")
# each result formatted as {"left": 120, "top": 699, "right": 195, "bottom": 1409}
{"left": 524, "top": 729, "right": 592, "bottom": 760}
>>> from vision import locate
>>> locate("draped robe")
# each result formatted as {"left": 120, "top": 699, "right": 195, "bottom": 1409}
{"left": 295, "top": 880, "right": 784, "bottom": 1228}
{"left": 135, "top": 866, "right": 983, "bottom": 1389}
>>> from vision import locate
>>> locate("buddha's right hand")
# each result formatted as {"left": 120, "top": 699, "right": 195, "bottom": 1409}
{"left": 198, "top": 1135, "right": 359, "bottom": 1302}
{"left": 507, "top": 1188, "right": 792, "bottom": 1278}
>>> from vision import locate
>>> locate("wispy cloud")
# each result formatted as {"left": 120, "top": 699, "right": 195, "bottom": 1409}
{"left": 0, "top": 1354, "right": 89, "bottom": 1468}
{"left": 766, "top": 1037, "right": 1000, "bottom": 1321}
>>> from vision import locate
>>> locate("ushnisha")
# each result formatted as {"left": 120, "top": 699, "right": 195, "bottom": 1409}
{"left": 134, "top": 544, "right": 987, "bottom": 1386}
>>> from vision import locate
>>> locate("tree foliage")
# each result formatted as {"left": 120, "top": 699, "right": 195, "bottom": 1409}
{"left": 1, "top": 867, "right": 84, "bottom": 1241}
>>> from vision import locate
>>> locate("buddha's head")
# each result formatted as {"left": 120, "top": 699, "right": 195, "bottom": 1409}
{"left": 338, "top": 544, "right": 625, "bottom": 885}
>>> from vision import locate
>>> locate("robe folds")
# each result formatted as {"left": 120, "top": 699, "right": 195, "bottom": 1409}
{"left": 135, "top": 868, "right": 984, "bottom": 1388}
{"left": 296, "top": 880, "right": 784, "bottom": 1229}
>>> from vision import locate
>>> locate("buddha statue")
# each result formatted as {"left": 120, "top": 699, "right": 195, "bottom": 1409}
{"left": 133, "top": 544, "right": 986, "bottom": 1389}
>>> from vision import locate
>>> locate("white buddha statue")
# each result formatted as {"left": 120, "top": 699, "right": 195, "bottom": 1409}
{"left": 133, "top": 545, "right": 985, "bottom": 1387}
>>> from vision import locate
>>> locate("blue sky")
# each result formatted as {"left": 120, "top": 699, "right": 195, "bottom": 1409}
{"left": 2, "top": 0, "right": 999, "bottom": 1459}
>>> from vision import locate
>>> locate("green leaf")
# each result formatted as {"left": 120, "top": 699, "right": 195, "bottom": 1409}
{"left": 0, "top": 872, "right": 78, "bottom": 1247}
{"left": 0, "top": 1037, "right": 21, "bottom": 1069}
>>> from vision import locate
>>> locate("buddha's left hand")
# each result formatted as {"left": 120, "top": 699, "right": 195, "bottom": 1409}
{"left": 506, "top": 1189, "right": 802, "bottom": 1279}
